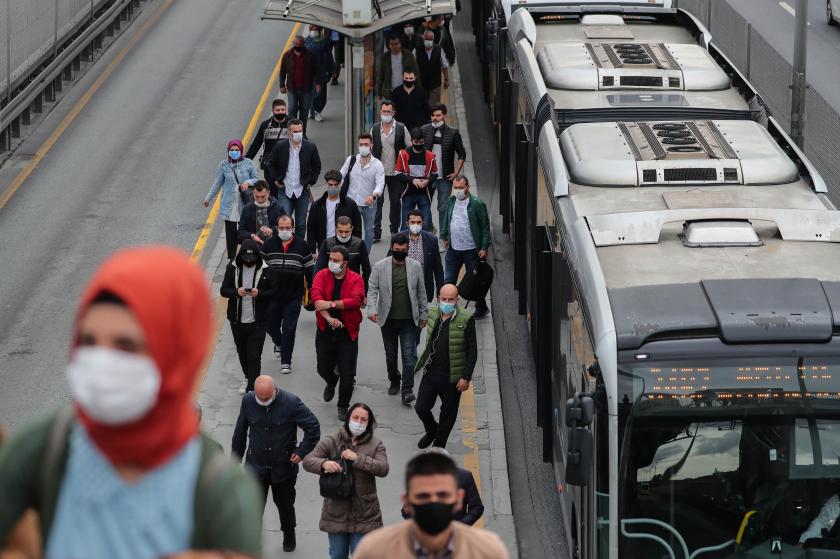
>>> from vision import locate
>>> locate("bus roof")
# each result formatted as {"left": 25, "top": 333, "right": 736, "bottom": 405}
{"left": 500, "top": 0, "right": 673, "bottom": 19}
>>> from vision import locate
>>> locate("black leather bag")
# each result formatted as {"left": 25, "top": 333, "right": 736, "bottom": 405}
{"left": 319, "top": 457, "right": 355, "bottom": 500}
{"left": 457, "top": 258, "right": 494, "bottom": 302}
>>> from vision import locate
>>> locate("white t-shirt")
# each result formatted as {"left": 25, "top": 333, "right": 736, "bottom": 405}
{"left": 326, "top": 197, "right": 339, "bottom": 238}
{"left": 450, "top": 198, "right": 476, "bottom": 251}
{"left": 432, "top": 129, "right": 443, "bottom": 178}
{"left": 390, "top": 53, "right": 404, "bottom": 90}
{"left": 239, "top": 265, "right": 257, "bottom": 324}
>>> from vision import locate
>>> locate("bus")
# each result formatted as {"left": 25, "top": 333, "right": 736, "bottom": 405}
{"left": 484, "top": 3, "right": 840, "bottom": 558}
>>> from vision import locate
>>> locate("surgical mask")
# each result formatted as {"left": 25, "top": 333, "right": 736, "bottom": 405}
{"left": 439, "top": 301, "right": 456, "bottom": 314}
{"left": 380, "top": 114, "right": 393, "bottom": 123}
{"left": 411, "top": 502, "right": 455, "bottom": 535}
{"left": 431, "top": 121, "right": 444, "bottom": 129}
{"left": 67, "top": 346, "right": 161, "bottom": 425}
{"left": 454, "top": 189, "right": 467, "bottom": 201}
{"left": 392, "top": 250, "right": 407, "bottom": 262}
{"left": 291, "top": 131, "right": 303, "bottom": 143}
{"left": 310, "top": 30, "right": 320, "bottom": 38}
{"left": 424, "top": 40, "right": 434, "bottom": 49}
{"left": 254, "top": 199, "right": 270, "bottom": 208}
{"left": 256, "top": 393, "right": 276, "bottom": 407}
{"left": 336, "top": 233, "right": 352, "bottom": 244}
{"left": 358, "top": 146, "right": 371, "bottom": 157}
{"left": 229, "top": 150, "right": 241, "bottom": 160}
{"left": 408, "top": 223, "right": 423, "bottom": 235}
{"left": 404, "top": 26, "right": 414, "bottom": 36}
{"left": 278, "top": 230, "right": 293, "bottom": 241}
{"left": 327, "top": 187, "right": 340, "bottom": 197}
{"left": 348, "top": 420, "right": 366, "bottom": 436}
{"left": 329, "top": 261, "right": 344, "bottom": 274}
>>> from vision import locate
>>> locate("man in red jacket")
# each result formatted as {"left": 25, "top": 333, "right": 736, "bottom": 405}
{"left": 311, "top": 244, "right": 366, "bottom": 420}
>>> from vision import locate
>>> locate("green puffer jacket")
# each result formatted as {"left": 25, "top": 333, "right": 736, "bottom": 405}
{"left": 415, "top": 306, "right": 474, "bottom": 383}
{"left": 439, "top": 194, "right": 491, "bottom": 251}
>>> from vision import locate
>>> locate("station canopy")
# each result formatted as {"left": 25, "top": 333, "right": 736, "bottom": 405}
{"left": 262, "top": 0, "right": 458, "bottom": 38}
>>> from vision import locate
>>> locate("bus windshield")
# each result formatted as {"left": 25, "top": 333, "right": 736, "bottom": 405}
{"left": 619, "top": 357, "right": 840, "bottom": 558}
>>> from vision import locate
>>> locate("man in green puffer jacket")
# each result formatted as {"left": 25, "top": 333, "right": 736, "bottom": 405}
{"left": 413, "top": 283, "right": 478, "bottom": 449}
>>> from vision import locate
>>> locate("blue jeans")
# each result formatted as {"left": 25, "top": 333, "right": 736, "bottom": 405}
{"left": 267, "top": 298, "right": 303, "bottom": 365}
{"left": 276, "top": 190, "right": 310, "bottom": 238}
{"left": 286, "top": 88, "right": 313, "bottom": 132}
{"left": 359, "top": 203, "right": 377, "bottom": 251}
{"left": 381, "top": 318, "right": 418, "bottom": 390}
{"left": 327, "top": 532, "right": 364, "bottom": 559}
{"left": 434, "top": 179, "right": 452, "bottom": 232}
{"left": 445, "top": 247, "right": 488, "bottom": 312}
{"left": 401, "top": 191, "right": 434, "bottom": 232}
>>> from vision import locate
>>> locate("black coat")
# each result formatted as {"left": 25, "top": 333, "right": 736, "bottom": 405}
{"left": 237, "top": 199, "right": 285, "bottom": 243}
{"left": 231, "top": 389, "right": 321, "bottom": 482}
{"left": 421, "top": 123, "right": 466, "bottom": 177}
{"left": 268, "top": 139, "right": 322, "bottom": 190}
{"left": 389, "top": 84, "right": 430, "bottom": 132}
{"left": 306, "top": 193, "right": 363, "bottom": 251}
{"left": 220, "top": 262, "right": 275, "bottom": 325}
{"left": 389, "top": 230, "right": 443, "bottom": 303}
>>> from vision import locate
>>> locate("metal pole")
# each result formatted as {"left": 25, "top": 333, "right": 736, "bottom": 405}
{"left": 344, "top": 35, "right": 353, "bottom": 155}
{"left": 790, "top": 0, "right": 808, "bottom": 147}
{"left": 53, "top": 0, "right": 59, "bottom": 57}
{"left": 351, "top": 38, "right": 365, "bottom": 152}
{"left": 5, "top": 0, "right": 11, "bottom": 105}
{"left": 745, "top": 22, "right": 752, "bottom": 80}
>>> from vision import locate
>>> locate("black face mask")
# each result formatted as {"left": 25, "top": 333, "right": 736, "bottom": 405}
{"left": 392, "top": 250, "right": 408, "bottom": 262}
{"left": 411, "top": 502, "right": 455, "bottom": 535}
{"left": 404, "top": 80, "right": 415, "bottom": 88}
{"left": 273, "top": 113, "right": 286, "bottom": 121}
{"left": 293, "top": 45, "right": 303, "bottom": 52}
{"left": 412, "top": 144, "right": 424, "bottom": 153}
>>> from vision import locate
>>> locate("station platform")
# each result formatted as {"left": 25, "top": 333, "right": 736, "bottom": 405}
{"left": 196, "top": 44, "right": 518, "bottom": 557}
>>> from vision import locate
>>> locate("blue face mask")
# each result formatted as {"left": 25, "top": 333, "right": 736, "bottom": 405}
{"left": 229, "top": 150, "right": 241, "bottom": 160}
{"left": 439, "top": 301, "right": 456, "bottom": 314}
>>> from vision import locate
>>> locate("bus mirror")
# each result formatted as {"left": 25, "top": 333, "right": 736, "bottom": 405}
{"left": 566, "top": 427, "right": 593, "bottom": 486}
{"left": 566, "top": 394, "right": 594, "bottom": 427}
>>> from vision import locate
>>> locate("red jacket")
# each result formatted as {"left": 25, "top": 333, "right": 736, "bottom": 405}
{"left": 395, "top": 148, "right": 438, "bottom": 198}
{"left": 311, "top": 268, "right": 366, "bottom": 341}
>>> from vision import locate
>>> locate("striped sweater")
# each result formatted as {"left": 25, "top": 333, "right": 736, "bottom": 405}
{"left": 260, "top": 236, "right": 314, "bottom": 301}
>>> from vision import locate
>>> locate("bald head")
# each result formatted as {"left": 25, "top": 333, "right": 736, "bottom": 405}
{"left": 439, "top": 283, "right": 458, "bottom": 300}
{"left": 254, "top": 375, "right": 276, "bottom": 401}
{"left": 424, "top": 30, "right": 434, "bottom": 41}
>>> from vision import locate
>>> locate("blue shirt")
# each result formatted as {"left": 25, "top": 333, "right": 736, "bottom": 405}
{"left": 46, "top": 427, "right": 201, "bottom": 559}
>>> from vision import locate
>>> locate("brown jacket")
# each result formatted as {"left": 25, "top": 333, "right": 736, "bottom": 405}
{"left": 354, "top": 520, "right": 509, "bottom": 559}
{"left": 302, "top": 428, "right": 389, "bottom": 534}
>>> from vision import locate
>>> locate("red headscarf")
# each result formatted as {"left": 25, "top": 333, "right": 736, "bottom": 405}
{"left": 72, "top": 246, "right": 212, "bottom": 469}
{"left": 227, "top": 139, "right": 244, "bottom": 162}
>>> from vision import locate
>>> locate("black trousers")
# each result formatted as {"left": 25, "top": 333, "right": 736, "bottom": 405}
{"left": 375, "top": 175, "right": 404, "bottom": 237}
{"left": 224, "top": 220, "right": 239, "bottom": 261}
{"left": 229, "top": 321, "right": 266, "bottom": 391}
{"left": 316, "top": 328, "right": 358, "bottom": 408}
{"left": 260, "top": 476, "right": 297, "bottom": 532}
{"left": 414, "top": 373, "right": 462, "bottom": 448}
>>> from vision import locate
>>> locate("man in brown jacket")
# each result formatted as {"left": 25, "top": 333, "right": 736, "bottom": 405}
{"left": 353, "top": 452, "right": 508, "bottom": 559}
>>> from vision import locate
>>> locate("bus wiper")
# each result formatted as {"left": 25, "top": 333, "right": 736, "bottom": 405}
{"left": 661, "top": 425, "right": 698, "bottom": 482}
{"left": 797, "top": 356, "right": 823, "bottom": 466}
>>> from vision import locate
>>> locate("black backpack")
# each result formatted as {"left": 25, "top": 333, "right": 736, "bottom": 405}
{"left": 457, "top": 258, "right": 494, "bottom": 303}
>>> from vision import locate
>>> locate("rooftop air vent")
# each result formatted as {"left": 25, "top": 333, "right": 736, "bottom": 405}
{"left": 681, "top": 221, "right": 763, "bottom": 247}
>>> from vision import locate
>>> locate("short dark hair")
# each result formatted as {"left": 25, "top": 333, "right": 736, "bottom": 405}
{"left": 410, "top": 127, "right": 424, "bottom": 142}
{"left": 403, "top": 69, "right": 416, "bottom": 77}
{"left": 391, "top": 233, "right": 409, "bottom": 247}
{"left": 278, "top": 214, "right": 295, "bottom": 226}
{"left": 335, "top": 216, "right": 353, "bottom": 227}
{"left": 405, "top": 452, "right": 458, "bottom": 491}
{"left": 330, "top": 245, "right": 350, "bottom": 262}
{"left": 387, "top": 34, "right": 402, "bottom": 44}
{"left": 357, "top": 132, "right": 373, "bottom": 143}
{"left": 344, "top": 402, "right": 377, "bottom": 439}
{"left": 287, "top": 118, "right": 304, "bottom": 128}
{"left": 430, "top": 103, "right": 448, "bottom": 115}
{"left": 407, "top": 209, "right": 424, "bottom": 221}
{"left": 453, "top": 175, "right": 469, "bottom": 186}
{"left": 380, "top": 99, "right": 394, "bottom": 110}
{"left": 253, "top": 179, "right": 269, "bottom": 192}
{"left": 272, "top": 98, "right": 286, "bottom": 108}
{"left": 324, "top": 169, "right": 342, "bottom": 183}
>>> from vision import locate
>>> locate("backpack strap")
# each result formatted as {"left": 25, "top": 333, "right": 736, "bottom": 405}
{"left": 39, "top": 407, "right": 75, "bottom": 537}
{"left": 340, "top": 155, "right": 357, "bottom": 197}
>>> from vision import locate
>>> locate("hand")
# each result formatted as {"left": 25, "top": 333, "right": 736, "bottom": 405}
{"left": 316, "top": 84, "right": 322, "bottom": 93}
{"left": 442, "top": 239, "right": 449, "bottom": 248}
{"left": 341, "top": 449, "right": 358, "bottom": 461}
{"left": 368, "top": 314, "right": 378, "bottom": 323}
{"left": 260, "top": 226, "right": 273, "bottom": 236}
{"left": 237, "top": 287, "right": 248, "bottom": 297}
{"left": 329, "top": 318, "right": 345, "bottom": 329}
{"left": 280, "top": 86, "right": 287, "bottom": 95}
{"left": 456, "top": 378, "right": 470, "bottom": 392}
{"left": 275, "top": 180, "right": 284, "bottom": 188}
{"left": 419, "top": 319, "right": 427, "bottom": 328}
{"left": 314, "top": 300, "right": 332, "bottom": 311}
{"left": 362, "top": 296, "right": 367, "bottom": 307}
{"left": 444, "top": 80, "right": 450, "bottom": 89}
{"left": 478, "top": 249, "right": 487, "bottom": 260}
{"left": 364, "top": 195, "right": 375, "bottom": 207}
{"left": 322, "top": 460, "right": 342, "bottom": 473}
{"left": 240, "top": 183, "right": 250, "bottom": 192}
{"left": 250, "top": 288, "right": 259, "bottom": 297}
{"left": 289, "top": 453, "right": 302, "bottom": 465}
{"left": 446, "top": 173, "right": 457, "bottom": 180}
{"left": 412, "top": 178, "right": 424, "bottom": 188}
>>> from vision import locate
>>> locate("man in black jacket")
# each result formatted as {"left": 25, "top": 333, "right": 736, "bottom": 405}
{"left": 232, "top": 375, "right": 320, "bottom": 552}
{"left": 422, "top": 104, "right": 466, "bottom": 237}
{"left": 314, "top": 216, "right": 372, "bottom": 290}
{"left": 390, "top": 69, "right": 430, "bottom": 132}
{"left": 238, "top": 181, "right": 284, "bottom": 244}
{"left": 306, "top": 170, "right": 362, "bottom": 252}
{"left": 220, "top": 240, "right": 274, "bottom": 393}
{"left": 401, "top": 449, "right": 485, "bottom": 525}
{"left": 268, "top": 119, "right": 322, "bottom": 238}
{"left": 245, "top": 99, "right": 289, "bottom": 193}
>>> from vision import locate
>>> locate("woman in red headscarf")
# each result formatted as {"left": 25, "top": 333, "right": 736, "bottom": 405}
{"left": 204, "top": 139, "right": 260, "bottom": 261}
{"left": 0, "top": 246, "right": 262, "bottom": 559}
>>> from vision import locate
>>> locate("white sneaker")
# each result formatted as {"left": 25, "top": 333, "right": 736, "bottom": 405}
{"left": 281, "top": 363, "right": 292, "bottom": 374}
{"left": 238, "top": 381, "right": 247, "bottom": 395}
{"left": 314, "top": 112, "right": 324, "bottom": 122}
{"left": 438, "top": 239, "right": 447, "bottom": 253}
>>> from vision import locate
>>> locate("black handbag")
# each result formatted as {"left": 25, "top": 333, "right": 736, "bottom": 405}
{"left": 457, "top": 258, "right": 494, "bottom": 303}
{"left": 319, "top": 457, "right": 355, "bottom": 500}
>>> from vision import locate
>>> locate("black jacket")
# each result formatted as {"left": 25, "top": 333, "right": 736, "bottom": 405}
{"left": 245, "top": 117, "right": 289, "bottom": 168}
{"left": 231, "top": 389, "right": 320, "bottom": 483}
{"left": 260, "top": 235, "right": 314, "bottom": 301}
{"left": 389, "top": 230, "right": 443, "bottom": 303}
{"left": 314, "top": 235, "right": 372, "bottom": 290}
{"left": 306, "top": 193, "right": 363, "bottom": 251}
{"left": 402, "top": 467, "right": 484, "bottom": 525}
{"left": 421, "top": 123, "right": 466, "bottom": 177}
{"left": 220, "top": 261, "right": 274, "bottom": 325}
{"left": 238, "top": 199, "right": 285, "bottom": 243}
{"left": 268, "top": 139, "right": 322, "bottom": 190}
{"left": 390, "top": 84, "right": 431, "bottom": 132}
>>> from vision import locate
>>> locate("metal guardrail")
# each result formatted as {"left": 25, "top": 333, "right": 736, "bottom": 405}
{"left": 1, "top": 0, "right": 144, "bottom": 147}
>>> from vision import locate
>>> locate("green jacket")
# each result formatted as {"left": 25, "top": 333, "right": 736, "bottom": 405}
{"left": 415, "top": 306, "right": 474, "bottom": 383}
{"left": 0, "top": 408, "right": 263, "bottom": 557}
{"left": 439, "top": 194, "right": 491, "bottom": 251}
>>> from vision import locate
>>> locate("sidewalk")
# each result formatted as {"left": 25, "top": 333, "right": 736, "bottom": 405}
{"left": 198, "top": 50, "right": 517, "bottom": 558}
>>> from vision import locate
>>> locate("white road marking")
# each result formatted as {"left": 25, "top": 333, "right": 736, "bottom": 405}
{"left": 779, "top": 1, "right": 812, "bottom": 24}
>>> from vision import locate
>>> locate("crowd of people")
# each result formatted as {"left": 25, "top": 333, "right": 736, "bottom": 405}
{"left": 0, "top": 7, "right": 508, "bottom": 559}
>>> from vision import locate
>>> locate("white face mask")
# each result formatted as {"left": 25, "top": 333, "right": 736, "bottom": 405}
{"left": 254, "top": 199, "right": 270, "bottom": 208}
{"left": 336, "top": 233, "right": 352, "bottom": 243}
{"left": 329, "top": 261, "right": 344, "bottom": 274}
{"left": 424, "top": 40, "right": 434, "bottom": 49}
{"left": 67, "top": 346, "right": 161, "bottom": 425}
{"left": 291, "top": 131, "right": 303, "bottom": 143}
{"left": 278, "top": 230, "right": 293, "bottom": 241}
{"left": 454, "top": 189, "right": 467, "bottom": 200}
{"left": 256, "top": 393, "right": 276, "bottom": 407}
{"left": 431, "top": 120, "right": 444, "bottom": 129}
{"left": 404, "top": 26, "right": 414, "bottom": 36}
{"left": 380, "top": 114, "right": 393, "bottom": 123}
{"left": 358, "top": 146, "right": 371, "bottom": 157}
{"left": 348, "top": 420, "right": 367, "bottom": 436}
{"left": 408, "top": 223, "right": 423, "bottom": 235}
{"left": 310, "top": 30, "right": 320, "bottom": 38}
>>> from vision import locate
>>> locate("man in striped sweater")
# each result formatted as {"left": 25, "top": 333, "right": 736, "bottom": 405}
{"left": 260, "top": 214, "right": 314, "bottom": 374}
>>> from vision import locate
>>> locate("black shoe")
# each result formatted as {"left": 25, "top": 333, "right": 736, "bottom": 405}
{"left": 402, "top": 391, "right": 416, "bottom": 405}
{"left": 282, "top": 530, "right": 296, "bottom": 552}
{"left": 337, "top": 406, "right": 349, "bottom": 421}
{"left": 387, "top": 381, "right": 400, "bottom": 395}
{"left": 330, "top": 78, "right": 339, "bottom": 85}
{"left": 418, "top": 432, "right": 436, "bottom": 449}
{"left": 323, "top": 382, "right": 336, "bottom": 402}
{"left": 372, "top": 235, "right": 381, "bottom": 244}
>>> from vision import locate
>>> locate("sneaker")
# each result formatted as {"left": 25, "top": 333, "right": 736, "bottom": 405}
{"left": 314, "top": 111, "right": 324, "bottom": 122}
{"left": 402, "top": 391, "right": 416, "bottom": 405}
{"left": 324, "top": 382, "right": 336, "bottom": 402}
{"left": 387, "top": 381, "right": 400, "bottom": 395}
{"left": 273, "top": 345, "right": 281, "bottom": 358}
{"left": 473, "top": 308, "right": 490, "bottom": 320}
{"left": 337, "top": 406, "right": 349, "bottom": 421}
{"left": 282, "top": 530, "right": 296, "bottom": 552}
{"left": 238, "top": 381, "right": 247, "bottom": 395}
{"left": 418, "top": 432, "right": 436, "bottom": 449}
{"left": 280, "top": 363, "right": 292, "bottom": 374}
{"left": 330, "top": 78, "right": 339, "bottom": 86}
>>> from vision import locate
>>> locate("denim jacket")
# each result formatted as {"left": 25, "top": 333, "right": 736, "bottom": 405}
{"left": 205, "top": 159, "right": 259, "bottom": 220}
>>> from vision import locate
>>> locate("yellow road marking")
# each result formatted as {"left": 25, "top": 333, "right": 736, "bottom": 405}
{"left": 0, "top": 0, "right": 176, "bottom": 211}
